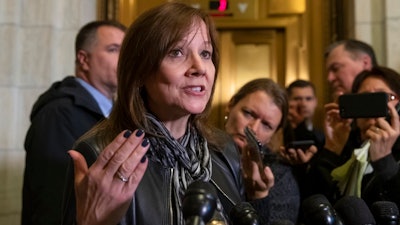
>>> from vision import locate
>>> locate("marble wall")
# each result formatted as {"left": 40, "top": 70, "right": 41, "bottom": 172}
{"left": 355, "top": 0, "right": 400, "bottom": 71}
{"left": 0, "top": 1, "right": 96, "bottom": 224}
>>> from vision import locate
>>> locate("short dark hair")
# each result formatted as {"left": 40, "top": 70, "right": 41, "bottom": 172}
{"left": 324, "top": 39, "right": 378, "bottom": 67}
{"left": 352, "top": 66, "right": 400, "bottom": 97}
{"left": 75, "top": 20, "right": 126, "bottom": 59}
{"left": 286, "top": 79, "right": 316, "bottom": 96}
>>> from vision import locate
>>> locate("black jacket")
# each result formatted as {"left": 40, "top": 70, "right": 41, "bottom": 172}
{"left": 304, "top": 128, "right": 400, "bottom": 208}
{"left": 22, "top": 76, "right": 105, "bottom": 225}
{"left": 61, "top": 130, "right": 273, "bottom": 225}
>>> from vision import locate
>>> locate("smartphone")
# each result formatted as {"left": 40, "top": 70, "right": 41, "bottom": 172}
{"left": 244, "top": 127, "right": 267, "bottom": 179}
{"left": 244, "top": 127, "right": 263, "bottom": 152}
{"left": 338, "top": 92, "right": 389, "bottom": 118}
{"left": 286, "top": 140, "right": 315, "bottom": 151}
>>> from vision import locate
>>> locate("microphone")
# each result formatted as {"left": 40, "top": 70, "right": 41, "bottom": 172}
{"left": 371, "top": 201, "right": 399, "bottom": 225}
{"left": 302, "top": 194, "right": 344, "bottom": 225}
{"left": 270, "top": 220, "right": 294, "bottom": 225}
{"left": 334, "top": 195, "right": 376, "bottom": 225}
{"left": 182, "top": 180, "right": 218, "bottom": 225}
{"left": 229, "top": 202, "right": 260, "bottom": 225}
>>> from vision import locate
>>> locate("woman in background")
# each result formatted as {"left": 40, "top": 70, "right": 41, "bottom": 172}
{"left": 224, "top": 78, "right": 300, "bottom": 224}
{"left": 305, "top": 66, "right": 400, "bottom": 207}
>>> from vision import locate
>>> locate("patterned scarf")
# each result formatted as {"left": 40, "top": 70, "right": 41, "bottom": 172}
{"left": 146, "top": 113, "right": 212, "bottom": 224}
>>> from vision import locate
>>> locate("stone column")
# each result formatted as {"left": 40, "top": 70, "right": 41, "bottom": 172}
{"left": 0, "top": 1, "right": 96, "bottom": 224}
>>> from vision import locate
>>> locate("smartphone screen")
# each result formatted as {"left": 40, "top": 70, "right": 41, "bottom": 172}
{"left": 339, "top": 92, "right": 389, "bottom": 118}
{"left": 244, "top": 127, "right": 268, "bottom": 180}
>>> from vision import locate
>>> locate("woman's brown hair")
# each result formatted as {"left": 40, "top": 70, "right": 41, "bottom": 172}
{"left": 228, "top": 78, "right": 288, "bottom": 130}
{"left": 79, "top": 2, "right": 220, "bottom": 147}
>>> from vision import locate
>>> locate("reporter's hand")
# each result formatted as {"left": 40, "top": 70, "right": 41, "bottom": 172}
{"left": 240, "top": 144, "right": 274, "bottom": 200}
{"left": 69, "top": 129, "right": 150, "bottom": 225}
{"left": 323, "top": 102, "right": 352, "bottom": 155}
{"left": 367, "top": 103, "right": 400, "bottom": 161}
{"left": 279, "top": 145, "right": 317, "bottom": 165}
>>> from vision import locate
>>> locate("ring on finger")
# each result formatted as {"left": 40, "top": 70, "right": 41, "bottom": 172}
{"left": 375, "top": 127, "right": 380, "bottom": 132}
{"left": 116, "top": 171, "right": 129, "bottom": 183}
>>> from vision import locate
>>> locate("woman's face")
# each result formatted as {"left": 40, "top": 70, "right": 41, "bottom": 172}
{"left": 225, "top": 90, "right": 282, "bottom": 150}
{"left": 356, "top": 76, "right": 399, "bottom": 140}
{"left": 145, "top": 20, "right": 215, "bottom": 121}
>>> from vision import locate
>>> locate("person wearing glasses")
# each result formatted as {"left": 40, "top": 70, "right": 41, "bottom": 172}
{"left": 281, "top": 40, "right": 377, "bottom": 168}
{"left": 304, "top": 66, "right": 400, "bottom": 208}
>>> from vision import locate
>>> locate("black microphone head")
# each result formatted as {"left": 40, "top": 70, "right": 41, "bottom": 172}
{"left": 230, "top": 202, "right": 259, "bottom": 225}
{"left": 182, "top": 180, "right": 218, "bottom": 224}
{"left": 371, "top": 201, "right": 399, "bottom": 225}
{"left": 270, "top": 219, "right": 294, "bottom": 225}
{"left": 302, "top": 194, "right": 343, "bottom": 225}
{"left": 334, "top": 195, "right": 376, "bottom": 225}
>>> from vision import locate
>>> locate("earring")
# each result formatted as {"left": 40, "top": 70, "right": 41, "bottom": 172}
{"left": 224, "top": 115, "right": 228, "bottom": 120}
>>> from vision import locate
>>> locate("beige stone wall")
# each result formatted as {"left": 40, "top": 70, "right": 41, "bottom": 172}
{"left": 355, "top": 0, "right": 400, "bottom": 71}
{"left": 384, "top": 0, "right": 400, "bottom": 70}
{"left": 0, "top": 1, "right": 96, "bottom": 224}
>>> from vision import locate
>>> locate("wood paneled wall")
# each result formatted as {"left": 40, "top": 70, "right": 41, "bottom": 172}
{"left": 98, "top": 0, "right": 352, "bottom": 129}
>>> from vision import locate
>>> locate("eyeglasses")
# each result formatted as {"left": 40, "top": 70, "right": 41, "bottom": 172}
{"left": 388, "top": 93, "right": 398, "bottom": 101}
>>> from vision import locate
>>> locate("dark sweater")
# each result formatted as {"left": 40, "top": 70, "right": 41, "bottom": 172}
{"left": 260, "top": 149, "right": 300, "bottom": 224}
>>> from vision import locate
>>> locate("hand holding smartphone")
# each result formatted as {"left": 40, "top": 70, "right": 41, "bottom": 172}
{"left": 286, "top": 140, "right": 315, "bottom": 151}
{"left": 386, "top": 102, "right": 400, "bottom": 124}
{"left": 244, "top": 127, "right": 267, "bottom": 180}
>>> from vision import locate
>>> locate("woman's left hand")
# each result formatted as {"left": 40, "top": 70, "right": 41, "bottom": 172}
{"left": 367, "top": 103, "right": 400, "bottom": 161}
{"left": 240, "top": 145, "right": 274, "bottom": 200}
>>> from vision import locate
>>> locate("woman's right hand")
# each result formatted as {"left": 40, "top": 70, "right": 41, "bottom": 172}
{"left": 367, "top": 103, "right": 400, "bottom": 161}
{"left": 68, "top": 129, "right": 150, "bottom": 225}
{"left": 323, "top": 102, "right": 352, "bottom": 155}
{"left": 240, "top": 144, "right": 274, "bottom": 200}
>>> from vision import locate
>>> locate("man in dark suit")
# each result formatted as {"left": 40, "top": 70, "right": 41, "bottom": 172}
{"left": 22, "top": 20, "right": 126, "bottom": 225}
{"left": 286, "top": 79, "right": 325, "bottom": 150}
{"left": 325, "top": 39, "right": 377, "bottom": 97}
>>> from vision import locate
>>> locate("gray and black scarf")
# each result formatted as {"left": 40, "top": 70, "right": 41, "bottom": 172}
{"left": 146, "top": 113, "right": 212, "bottom": 224}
